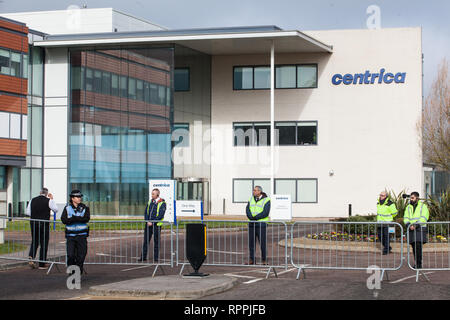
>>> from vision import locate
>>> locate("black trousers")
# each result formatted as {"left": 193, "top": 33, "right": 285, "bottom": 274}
{"left": 142, "top": 224, "right": 161, "bottom": 261}
{"left": 410, "top": 242, "right": 423, "bottom": 268}
{"left": 248, "top": 222, "right": 267, "bottom": 261}
{"left": 66, "top": 236, "right": 88, "bottom": 273}
{"left": 28, "top": 220, "right": 50, "bottom": 266}
{"left": 377, "top": 226, "right": 391, "bottom": 253}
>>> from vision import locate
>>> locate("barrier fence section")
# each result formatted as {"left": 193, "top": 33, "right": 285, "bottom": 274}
{"left": 176, "top": 220, "right": 289, "bottom": 278}
{"left": 0, "top": 216, "right": 66, "bottom": 271}
{"left": 0, "top": 217, "right": 174, "bottom": 276}
{"left": 290, "top": 221, "right": 404, "bottom": 280}
{"left": 406, "top": 221, "right": 450, "bottom": 282}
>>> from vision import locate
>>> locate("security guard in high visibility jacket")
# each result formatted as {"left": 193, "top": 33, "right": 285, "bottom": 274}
{"left": 139, "top": 188, "right": 166, "bottom": 262}
{"left": 246, "top": 185, "right": 270, "bottom": 265}
{"left": 61, "top": 190, "right": 90, "bottom": 274}
{"left": 404, "top": 191, "right": 429, "bottom": 269}
{"left": 376, "top": 191, "right": 398, "bottom": 255}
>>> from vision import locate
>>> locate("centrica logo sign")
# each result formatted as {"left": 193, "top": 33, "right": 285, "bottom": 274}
{"left": 332, "top": 69, "right": 406, "bottom": 85}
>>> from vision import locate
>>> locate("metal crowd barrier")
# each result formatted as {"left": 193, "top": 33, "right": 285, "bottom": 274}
{"left": 0, "top": 217, "right": 174, "bottom": 277}
{"left": 406, "top": 221, "right": 450, "bottom": 282}
{"left": 290, "top": 221, "right": 404, "bottom": 280}
{"left": 176, "top": 220, "right": 289, "bottom": 278}
{"left": 85, "top": 220, "right": 174, "bottom": 277}
{"left": 0, "top": 216, "right": 66, "bottom": 272}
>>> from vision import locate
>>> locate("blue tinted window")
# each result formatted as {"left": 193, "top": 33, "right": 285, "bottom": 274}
{"left": 174, "top": 68, "right": 190, "bottom": 91}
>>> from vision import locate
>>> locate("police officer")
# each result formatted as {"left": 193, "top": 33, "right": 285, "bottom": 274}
{"left": 61, "top": 190, "right": 90, "bottom": 274}
{"left": 139, "top": 188, "right": 166, "bottom": 263}
{"left": 404, "top": 191, "right": 429, "bottom": 269}
{"left": 376, "top": 191, "right": 398, "bottom": 255}
{"left": 246, "top": 186, "right": 270, "bottom": 265}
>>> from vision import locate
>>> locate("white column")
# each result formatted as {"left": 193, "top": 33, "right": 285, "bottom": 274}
{"left": 270, "top": 40, "right": 275, "bottom": 195}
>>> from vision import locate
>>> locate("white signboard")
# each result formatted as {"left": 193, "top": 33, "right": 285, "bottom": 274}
{"left": 270, "top": 194, "right": 292, "bottom": 221}
{"left": 175, "top": 200, "right": 203, "bottom": 219}
{"left": 149, "top": 179, "right": 175, "bottom": 223}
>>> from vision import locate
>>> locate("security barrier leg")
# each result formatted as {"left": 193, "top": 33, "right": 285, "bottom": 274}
{"left": 296, "top": 267, "right": 306, "bottom": 280}
{"left": 265, "top": 267, "right": 278, "bottom": 279}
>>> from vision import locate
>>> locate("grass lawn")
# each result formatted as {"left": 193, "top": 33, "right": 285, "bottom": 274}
{"left": 0, "top": 241, "right": 27, "bottom": 255}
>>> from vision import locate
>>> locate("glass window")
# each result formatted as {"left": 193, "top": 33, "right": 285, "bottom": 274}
{"left": 297, "top": 122, "right": 317, "bottom": 145}
{"left": 254, "top": 179, "right": 271, "bottom": 196}
{"left": 128, "top": 78, "right": 136, "bottom": 100}
{"left": 275, "top": 179, "right": 296, "bottom": 202}
{"left": 26, "top": 106, "right": 31, "bottom": 154}
{"left": 93, "top": 70, "right": 102, "bottom": 93}
{"left": 297, "top": 179, "right": 317, "bottom": 203}
{"left": 158, "top": 85, "right": 166, "bottom": 105}
{"left": 22, "top": 115, "right": 27, "bottom": 140}
{"left": 276, "top": 122, "right": 296, "bottom": 145}
{"left": 276, "top": 65, "right": 296, "bottom": 88}
{"left": 233, "top": 67, "right": 253, "bottom": 90}
{"left": 31, "top": 169, "right": 42, "bottom": 197}
{"left": 85, "top": 68, "right": 93, "bottom": 91}
{"left": 173, "top": 123, "right": 189, "bottom": 147}
{"left": 22, "top": 53, "right": 28, "bottom": 78}
{"left": 9, "top": 113, "right": 21, "bottom": 139}
{"left": 10, "top": 52, "right": 21, "bottom": 77}
{"left": 0, "top": 49, "right": 10, "bottom": 75}
{"left": 297, "top": 65, "right": 317, "bottom": 88}
{"left": 120, "top": 75, "right": 127, "bottom": 98}
{"left": 136, "top": 79, "right": 144, "bottom": 101}
{"left": 0, "top": 166, "right": 6, "bottom": 189}
{"left": 254, "top": 122, "right": 270, "bottom": 146}
{"left": 234, "top": 123, "right": 255, "bottom": 146}
{"left": 102, "top": 71, "right": 111, "bottom": 95}
{"left": 143, "top": 82, "right": 150, "bottom": 103}
{"left": 150, "top": 84, "right": 158, "bottom": 104}
{"left": 111, "top": 74, "right": 119, "bottom": 96}
{"left": 166, "top": 87, "right": 171, "bottom": 107}
{"left": 31, "top": 107, "right": 42, "bottom": 155}
{"left": 233, "top": 179, "right": 253, "bottom": 202}
{"left": 0, "top": 112, "right": 9, "bottom": 138}
{"left": 20, "top": 168, "right": 30, "bottom": 202}
{"left": 31, "top": 47, "right": 43, "bottom": 96}
{"left": 174, "top": 68, "right": 190, "bottom": 91}
{"left": 254, "top": 66, "right": 270, "bottom": 89}
{"left": 71, "top": 66, "right": 82, "bottom": 90}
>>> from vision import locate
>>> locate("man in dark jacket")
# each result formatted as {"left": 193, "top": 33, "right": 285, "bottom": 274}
{"left": 138, "top": 188, "right": 166, "bottom": 263}
{"left": 26, "top": 188, "right": 59, "bottom": 269}
{"left": 246, "top": 186, "right": 270, "bottom": 265}
{"left": 61, "top": 190, "right": 90, "bottom": 274}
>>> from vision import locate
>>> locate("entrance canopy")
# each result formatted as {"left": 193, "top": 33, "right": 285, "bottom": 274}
{"left": 34, "top": 25, "right": 333, "bottom": 54}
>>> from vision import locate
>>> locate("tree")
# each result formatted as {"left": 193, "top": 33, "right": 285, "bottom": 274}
{"left": 419, "top": 58, "right": 450, "bottom": 171}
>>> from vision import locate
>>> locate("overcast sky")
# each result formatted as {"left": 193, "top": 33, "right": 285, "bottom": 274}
{"left": 1, "top": 0, "right": 448, "bottom": 94}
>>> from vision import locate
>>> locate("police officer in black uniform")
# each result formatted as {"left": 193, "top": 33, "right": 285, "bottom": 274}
{"left": 61, "top": 190, "right": 90, "bottom": 274}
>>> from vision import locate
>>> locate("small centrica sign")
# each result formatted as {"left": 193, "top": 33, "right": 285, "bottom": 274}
{"left": 271, "top": 194, "right": 292, "bottom": 221}
{"left": 149, "top": 179, "right": 175, "bottom": 223}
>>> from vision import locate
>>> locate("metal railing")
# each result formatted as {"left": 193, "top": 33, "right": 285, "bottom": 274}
{"left": 290, "top": 221, "right": 404, "bottom": 280}
{"left": 406, "top": 221, "right": 450, "bottom": 282}
{"left": 176, "top": 220, "right": 289, "bottom": 278}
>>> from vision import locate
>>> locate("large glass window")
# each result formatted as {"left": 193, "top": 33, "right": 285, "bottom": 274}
{"left": 31, "top": 107, "right": 43, "bottom": 155}
{"left": 0, "top": 166, "right": 6, "bottom": 189}
{"left": 9, "top": 113, "right": 21, "bottom": 139}
{"left": 297, "top": 65, "right": 317, "bottom": 88}
{"left": 254, "top": 66, "right": 270, "bottom": 89}
{"left": 136, "top": 79, "right": 144, "bottom": 101}
{"left": 297, "top": 121, "right": 317, "bottom": 145}
{"left": 274, "top": 178, "right": 318, "bottom": 203}
{"left": 120, "top": 75, "right": 128, "bottom": 98}
{"left": 0, "top": 49, "right": 10, "bottom": 75}
{"left": 128, "top": 78, "right": 136, "bottom": 100}
{"left": 86, "top": 68, "right": 93, "bottom": 92}
{"left": 102, "top": 71, "right": 111, "bottom": 95}
{"left": 111, "top": 74, "right": 119, "bottom": 96}
{"left": 275, "top": 122, "right": 296, "bottom": 145}
{"left": 31, "top": 47, "right": 43, "bottom": 96}
{"left": 233, "top": 67, "right": 253, "bottom": 90}
{"left": 234, "top": 64, "right": 318, "bottom": 90}
{"left": 93, "top": 70, "right": 102, "bottom": 93}
{"left": 10, "top": 52, "right": 21, "bottom": 77}
{"left": 233, "top": 178, "right": 271, "bottom": 202}
{"left": 276, "top": 66, "right": 296, "bottom": 88}
{"left": 174, "top": 68, "right": 190, "bottom": 91}
{"left": 0, "top": 112, "right": 9, "bottom": 138}
{"left": 234, "top": 122, "right": 255, "bottom": 146}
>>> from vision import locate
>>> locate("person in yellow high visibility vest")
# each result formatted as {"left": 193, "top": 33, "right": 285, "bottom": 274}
{"left": 404, "top": 191, "right": 429, "bottom": 269}
{"left": 138, "top": 188, "right": 166, "bottom": 263}
{"left": 376, "top": 191, "right": 398, "bottom": 255}
{"left": 245, "top": 185, "right": 270, "bottom": 265}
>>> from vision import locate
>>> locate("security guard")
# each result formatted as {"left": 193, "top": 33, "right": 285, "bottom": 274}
{"left": 246, "top": 185, "right": 270, "bottom": 265}
{"left": 404, "top": 191, "right": 429, "bottom": 269}
{"left": 376, "top": 191, "right": 398, "bottom": 255}
{"left": 61, "top": 190, "right": 90, "bottom": 274}
{"left": 139, "top": 188, "right": 166, "bottom": 263}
